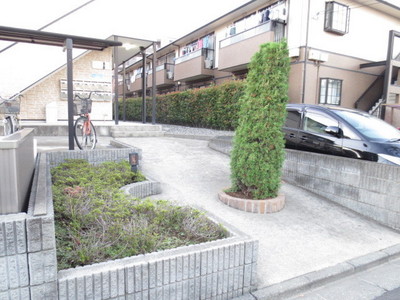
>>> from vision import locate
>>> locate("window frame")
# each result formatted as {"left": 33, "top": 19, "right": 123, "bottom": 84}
{"left": 324, "top": 1, "right": 350, "bottom": 35}
{"left": 319, "top": 78, "right": 343, "bottom": 106}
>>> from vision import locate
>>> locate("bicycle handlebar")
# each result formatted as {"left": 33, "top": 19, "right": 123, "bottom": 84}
{"left": 74, "top": 91, "right": 103, "bottom": 101}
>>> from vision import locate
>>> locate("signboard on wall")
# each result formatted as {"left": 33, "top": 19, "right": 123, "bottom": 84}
{"left": 60, "top": 79, "right": 112, "bottom": 101}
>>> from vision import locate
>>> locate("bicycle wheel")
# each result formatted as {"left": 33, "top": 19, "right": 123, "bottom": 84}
{"left": 74, "top": 117, "right": 97, "bottom": 150}
{"left": 4, "top": 116, "right": 13, "bottom": 135}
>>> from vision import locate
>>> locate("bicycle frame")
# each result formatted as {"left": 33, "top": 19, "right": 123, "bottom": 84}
{"left": 0, "top": 94, "right": 21, "bottom": 135}
{"left": 82, "top": 112, "right": 92, "bottom": 135}
{"left": 73, "top": 92, "right": 97, "bottom": 150}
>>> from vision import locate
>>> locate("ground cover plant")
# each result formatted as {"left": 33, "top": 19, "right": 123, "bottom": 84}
{"left": 52, "top": 159, "right": 228, "bottom": 270}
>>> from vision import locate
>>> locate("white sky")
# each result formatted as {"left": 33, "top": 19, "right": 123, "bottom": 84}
{"left": 0, "top": 0, "right": 250, "bottom": 96}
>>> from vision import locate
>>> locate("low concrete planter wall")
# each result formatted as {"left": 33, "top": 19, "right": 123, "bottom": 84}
{"left": 283, "top": 149, "right": 400, "bottom": 231}
{"left": 0, "top": 129, "right": 35, "bottom": 214}
{"left": 1, "top": 146, "right": 258, "bottom": 299}
{"left": 58, "top": 232, "right": 258, "bottom": 300}
{"left": 120, "top": 180, "right": 161, "bottom": 199}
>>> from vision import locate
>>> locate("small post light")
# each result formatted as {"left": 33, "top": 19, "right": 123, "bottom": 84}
{"left": 129, "top": 152, "right": 139, "bottom": 173}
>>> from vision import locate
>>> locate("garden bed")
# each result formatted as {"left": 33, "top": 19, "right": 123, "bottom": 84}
{"left": 52, "top": 159, "right": 229, "bottom": 270}
{"left": 15, "top": 147, "right": 259, "bottom": 300}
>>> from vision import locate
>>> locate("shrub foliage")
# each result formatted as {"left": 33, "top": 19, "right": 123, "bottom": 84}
{"left": 230, "top": 41, "right": 290, "bottom": 199}
{"left": 52, "top": 159, "right": 228, "bottom": 270}
{"left": 119, "top": 80, "right": 245, "bottom": 130}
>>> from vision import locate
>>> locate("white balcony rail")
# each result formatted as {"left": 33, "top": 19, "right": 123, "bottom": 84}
{"left": 220, "top": 22, "right": 272, "bottom": 49}
{"left": 175, "top": 48, "right": 202, "bottom": 65}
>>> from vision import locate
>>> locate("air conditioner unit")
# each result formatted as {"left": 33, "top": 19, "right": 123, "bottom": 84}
{"left": 308, "top": 50, "right": 321, "bottom": 61}
{"left": 289, "top": 48, "right": 300, "bottom": 58}
{"left": 308, "top": 50, "right": 329, "bottom": 62}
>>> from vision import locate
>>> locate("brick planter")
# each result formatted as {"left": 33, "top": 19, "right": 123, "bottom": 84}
{"left": 218, "top": 191, "right": 285, "bottom": 214}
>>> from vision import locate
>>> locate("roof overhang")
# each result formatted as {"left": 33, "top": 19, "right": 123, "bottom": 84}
{"left": 352, "top": 0, "right": 400, "bottom": 19}
{"left": 107, "top": 35, "right": 155, "bottom": 65}
{"left": 0, "top": 25, "right": 122, "bottom": 51}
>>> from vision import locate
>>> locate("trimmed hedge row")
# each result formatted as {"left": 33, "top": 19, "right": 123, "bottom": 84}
{"left": 119, "top": 80, "right": 245, "bottom": 130}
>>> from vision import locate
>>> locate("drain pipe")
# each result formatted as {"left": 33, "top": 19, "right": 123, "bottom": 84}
{"left": 301, "top": 0, "right": 311, "bottom": 104}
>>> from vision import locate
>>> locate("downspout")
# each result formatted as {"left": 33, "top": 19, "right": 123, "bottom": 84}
{"left": 301, "top": 0, "right": 311, "bottom": 104}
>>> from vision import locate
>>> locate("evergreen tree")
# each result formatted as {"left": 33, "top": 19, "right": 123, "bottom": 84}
{"left": 230, "top": 41, "right": 290, "bottom": 199}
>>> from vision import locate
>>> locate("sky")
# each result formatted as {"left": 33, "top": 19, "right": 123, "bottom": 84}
{"left": 0, "top": 0, "right": 250, "bottom": 96}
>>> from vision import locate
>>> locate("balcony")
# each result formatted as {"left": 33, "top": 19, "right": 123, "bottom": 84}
{"left": 218, "top": 22, "right": 276, "bottom": 72}
{"left": 128, "top": 73, "right": 144, "bottom": 92}
{"left": 174, "top": 48, "right": 214, "bottom": 82}
{"left": 148, "top": 63, "right": 175, "bottom": 88}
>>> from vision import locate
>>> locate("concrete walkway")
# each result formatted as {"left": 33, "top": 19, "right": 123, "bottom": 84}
{"left": 116, "top": 137, "right": 400, "bottom": 294}
{"left": 34, "top": 131, "right": 400, "bottom": 299}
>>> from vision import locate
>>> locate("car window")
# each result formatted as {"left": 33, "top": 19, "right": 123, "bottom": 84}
{"left": 341, "top": 124, "right": 361, "bottom": 140}
{"left": 303, "top": 111, "right": 339, "bottom": 135}
{"left": 334, "top": 110, "right": 400, "bottom": 142}
{"left": 285, "top": 110, "right": 301, "bottom": 129}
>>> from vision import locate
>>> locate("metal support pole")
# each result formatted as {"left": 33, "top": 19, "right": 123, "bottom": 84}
{"left": 122, "top": 63, "right": 126, "bottom": 122}
{"left": 381, "top": 30, "right": 395, "bottom": 119}
{"left": 113, "top": 39, "right": 119, "bottom": 125}
{"left": 152, "top": 42, "right": 157, "bottom": 124}
{"left": 66, "top": 38, "right": 74, "bottom": 150}
{"left": 141, "top": 50, "right": 147, "bottom": 123}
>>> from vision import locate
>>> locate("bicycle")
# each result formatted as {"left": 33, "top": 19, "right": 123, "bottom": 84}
{"left": 73, "top": 92, "right": 97, "bottom": 150}
{"left": 0, "top": 94, "right": 22, "bottom": 135}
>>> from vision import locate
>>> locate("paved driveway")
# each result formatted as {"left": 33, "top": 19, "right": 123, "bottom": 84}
{"left": 116, "top": 137, "right": 400, "bottom": 288}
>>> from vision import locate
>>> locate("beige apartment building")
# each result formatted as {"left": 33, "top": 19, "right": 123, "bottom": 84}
{"left": 121, "top": 0, "right": 400, "bottom": 126}
{"left": 19, "top": 48, "right": 114, "bottom": 121}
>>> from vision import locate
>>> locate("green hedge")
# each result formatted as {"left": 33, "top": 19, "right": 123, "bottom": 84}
{"left": 118, "top": 80, "right": 245, "bottom": 130}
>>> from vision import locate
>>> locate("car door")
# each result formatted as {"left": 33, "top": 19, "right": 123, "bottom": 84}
{"left": 283, "top": 107, "right": 302, "bottom": 149}
{"left": 340, "top": 123, "right": 378, "bottom": 161}
{"left": 298, "top": 108, "right": 344, "bottom": 156}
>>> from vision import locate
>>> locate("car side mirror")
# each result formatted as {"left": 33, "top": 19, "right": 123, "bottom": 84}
{"left": 325, "top": 126, "right": 343, "bottom": 138}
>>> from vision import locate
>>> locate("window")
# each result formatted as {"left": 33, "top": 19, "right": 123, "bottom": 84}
{"left": 324, "top": 1, "right": 350, "bottom": 35}
{"left": 319, "top": 78, "right": 342, "bottom": 105}
{"left": 303, "top": 111, "right": 339, "bottom": 135}
{"left": 285, "top": 110, "right": 301, "bottom": 129}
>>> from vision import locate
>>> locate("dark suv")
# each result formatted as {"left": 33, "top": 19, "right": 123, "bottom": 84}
{"left": 283, "top": 104, "right": 400, "bottom": 165}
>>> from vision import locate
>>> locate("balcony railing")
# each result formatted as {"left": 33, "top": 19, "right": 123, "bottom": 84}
{"left": 220, "top": 22, "right": 272, "bottom": 49}
{"left": 175, "top": 49, "right": 202, "bottom": 65}
{"left": 175, "top": 48, "right": 214, "bottom": 68}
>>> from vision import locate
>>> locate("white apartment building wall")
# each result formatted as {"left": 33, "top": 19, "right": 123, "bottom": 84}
{"left": 287, "top": 0, "right": 400, "bottom": 61}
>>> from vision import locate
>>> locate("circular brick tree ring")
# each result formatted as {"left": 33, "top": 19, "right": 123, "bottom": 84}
{"left": 218, "top": 191, "right": 285, "bottom": 214}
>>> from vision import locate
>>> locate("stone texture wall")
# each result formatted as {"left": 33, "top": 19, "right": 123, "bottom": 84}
{"left": 283, "top": 149, "right": 400, "bottom": 231}
{"left": 57, "top": 239, "right": 258, "bottom": 300}
{"left": 20, "top": 48, "right": 113, "bottom": 121}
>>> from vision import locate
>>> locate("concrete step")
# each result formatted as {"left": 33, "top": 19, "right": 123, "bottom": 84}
{"left": 109, "top": 125, "right": 163, "bottom": 132}
{"left": 110, "top": 131, "right": 165, "bottom": 138}
{"left": 21, "top": 122, "right": 165, "bottom": 137}
{"left": 109, "top": 124, "right": 164, "bottom": 137}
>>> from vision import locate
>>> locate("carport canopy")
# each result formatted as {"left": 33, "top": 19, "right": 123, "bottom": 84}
{"left": 0, "top": 25, "right": 122, "bottom": 150}
{"left": 0, "top": 25, "right": 121, "bottom": 50}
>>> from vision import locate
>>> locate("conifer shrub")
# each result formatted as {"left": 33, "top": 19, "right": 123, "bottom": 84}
{"left": 229, "top": 41, "right": 290, "bottom": 199}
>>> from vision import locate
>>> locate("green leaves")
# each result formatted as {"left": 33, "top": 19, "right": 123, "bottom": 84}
{"left": 52, "top": 159, "right": 228, "bottom": 270}
{"left": 119, "top": 80, "right": 245, "bottom": 130}
{"left": 230, "top": 41, "right": 290, "bottom": 199}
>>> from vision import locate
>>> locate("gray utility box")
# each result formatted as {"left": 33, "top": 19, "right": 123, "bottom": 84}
{"left": 0, "top": 128, "right": 35, "bottom": 214}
